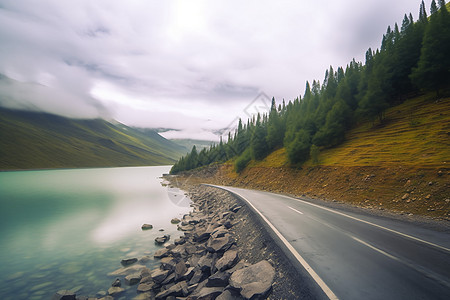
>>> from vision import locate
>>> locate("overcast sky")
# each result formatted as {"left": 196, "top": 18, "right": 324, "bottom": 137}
{"left": 0, "top": 0, "right": 428, "bottom": 140}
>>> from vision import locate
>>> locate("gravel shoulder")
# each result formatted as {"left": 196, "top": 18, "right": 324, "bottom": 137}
{"left": 174, "top": 181, "right": 322, "bottom": 300}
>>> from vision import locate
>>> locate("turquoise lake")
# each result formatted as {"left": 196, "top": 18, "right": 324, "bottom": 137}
{"left": 0, "top": 166, "right": 191, "bottom": 299}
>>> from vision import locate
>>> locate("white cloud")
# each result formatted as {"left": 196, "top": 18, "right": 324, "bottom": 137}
{"left": 0, "top": 0, "right": 426, "bottom": 139}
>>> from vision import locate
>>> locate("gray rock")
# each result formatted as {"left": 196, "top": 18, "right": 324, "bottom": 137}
{"left": 121, "top": 258, "right": 138, "bottom": 266}
{"left": 221, "top": 211, "right": 232, "bottom": 219}
{"left": 174, "top": 237, "right": 186, "bottom": 245}
{"left": 136, "top": 281, "right": 156, "bottom": 293}
{"left": 182, "top": 266, "right": 195, "bottom": 281}
{"left": 215, "top": 249, "right": 239, "bottom": 272}
{"left": 175, "top": 261, "right": 188, "bottom": 280}
{"left": 216, "top": 289, "right": 244, "bottom": 300}
{"left": 223, "top": 220, "right": 233, "bottom": 229}
{"left": 230, "top": 205, "right": 242, "bottom": 213}
{"left": 206, "top": 235, "right": 233, "bottom": 253}
{"left": 154, "top": 247, "right": 170, "bottom": 258}
{"left": 140, "top": 275, "right": 154, "bottom": 284}
{"left": 155, "top": 281, "right": 189, "bottom": 299}
{"left": 108, "top": 264, "right": 147, "bottom": 276}
{"left": 206, "top": 271, "right": 230, "bottom": 287}
{"left": 193, "top": 229, "right": 211, "bottom": 243}
{"left": 51, "top": 290, "right": 76, "bottom": 300}
{"left": 125, "top": 273, "right": 142, "bottom": 285}
{"left": 195, "top": 286, "right": 225, "bottom": 300}
{"left": 139, "top": 255, "right": 152, "bottom": 263}
{"left": 211, "top": 227, "right": 229, "bottom": 239}
{"left": 171, "top": 218, "right": 181, "bottom": 224}
{"left": 107, "top": 286, "right": 125, "bottom": 296}
{"left": 160, "top": 257, "right": 178, "bottom": 271}
{"left": 188, "top": 269, "right": 205, "bottom": 285}
{"left": 161, "top": 272, "right": 176, "bottom": 285}
{"left": 197, "top": 255, "right": 214, "bottom": 273}
{"left": 111, "top": 278, "right": 121, "bottom": 287}
{"left": 151, "top": 268, "right": 170, "bottom": 284}
{"left": 155, "top": 234, "right": 170, "bottom": 244}
{"left": 229, "top": 260, "right": 275, "bottom": 299}
{"left": 178, "top": 224, "right": 195, "bottom": 231}
{"left": 171, "top": 244, "right": 187, "bottom": 258}
{"left": 133, "top": 291, "right": 156, "bottom": 299}
{"left": 141, "top": 224, "right": 153, "bottom": 230}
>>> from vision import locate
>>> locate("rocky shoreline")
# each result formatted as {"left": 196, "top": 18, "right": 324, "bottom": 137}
{"left": 53, "top": 183, "right": 310, "bottom": 300}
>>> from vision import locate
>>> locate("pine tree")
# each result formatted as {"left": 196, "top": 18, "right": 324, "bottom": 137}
{"left": 411, "top": 0, "right": 450, "bottom": 97}
{"left": 286, "top": 129, "right": 311, "bottom": 165}
{"left": 419, "top": 0, "right": 428, "bottom": 22}
{"left": 431, "top": 0, "right": 438, "bottom": 15}
{"left": 250, "top": 114, "right": 269, "bottom": 160}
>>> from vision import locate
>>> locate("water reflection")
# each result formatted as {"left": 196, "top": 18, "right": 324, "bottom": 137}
{"left": 0, "top": 166, "right": 191, "bottom": 299}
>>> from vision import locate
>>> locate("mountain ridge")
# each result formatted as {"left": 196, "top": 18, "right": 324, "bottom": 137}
{"left": 0, "top": 107, "right": 186, "bottom": 170}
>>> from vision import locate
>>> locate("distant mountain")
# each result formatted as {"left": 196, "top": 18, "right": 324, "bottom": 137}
{"left": 0, "top": 108, "right": 186, "bottom": 170}
{"left": 170, "top": 139, "right": 214, "bottom": 152}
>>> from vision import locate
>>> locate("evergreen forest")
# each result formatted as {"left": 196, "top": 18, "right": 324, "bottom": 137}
{"left": 170, "top": 0, "right": 450, "bottom": 174}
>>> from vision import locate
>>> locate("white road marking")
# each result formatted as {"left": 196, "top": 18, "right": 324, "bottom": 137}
{"left": 350, "top": 236, "right": 400, "bottom": 261}
{"left": 215, "top": 187, "right": 339, "bottom": 300}
{"left": 277, "top": 194, "right": 450, "bottom": 253}
{"left": 288, "top": 206, "right": 304, "bottom": 214}
{"left": 206, "top": 184, "right": 450, "bottom": 295}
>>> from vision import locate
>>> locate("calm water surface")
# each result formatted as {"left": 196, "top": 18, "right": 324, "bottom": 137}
{"left": 0, "top": 166, "right": 191, "bottom": 299}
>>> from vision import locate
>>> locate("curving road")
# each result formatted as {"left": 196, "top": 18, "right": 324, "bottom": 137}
{"left": 208, "top": 185, "right": 450, "bottom": 300}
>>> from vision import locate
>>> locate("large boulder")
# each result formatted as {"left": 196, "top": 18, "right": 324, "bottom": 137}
{"left": 206, "top": 235, "right": 234, "bottom": 253}
{"left": 215, "top": 249, "right": 239, "bottom": 272}
{"left": 229, "top": 260, "right": 275, "bottom": 299}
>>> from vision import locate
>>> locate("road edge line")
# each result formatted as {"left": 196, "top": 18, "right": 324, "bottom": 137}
{"left": 207, "top": 184, "right": 339, "bottom": 300}
{"left": 281, "top": 195, "right": 450, "bottom": 253}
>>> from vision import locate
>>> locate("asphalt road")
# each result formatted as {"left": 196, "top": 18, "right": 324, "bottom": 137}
{"left": 211, "top": 185, "right": 450, "bottom": 300}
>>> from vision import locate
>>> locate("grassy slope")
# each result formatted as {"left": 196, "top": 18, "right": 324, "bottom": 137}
{"left": 254, "top": 93, "right": 449, "bottom": 168}
{"left": 183, "top": 94, "right": 450, "bottom": 219}
{"left": 0, "top": 108, "right": 186, "bottom": 169}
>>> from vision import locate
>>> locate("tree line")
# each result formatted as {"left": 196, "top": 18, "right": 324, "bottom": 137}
{"left": 170, "top": 0, "right": 450, "bottom": 174}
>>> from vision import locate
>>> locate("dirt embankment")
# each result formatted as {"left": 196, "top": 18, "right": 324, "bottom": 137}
{"left": 174, "top": 163, "right": 450, "bottom": 221}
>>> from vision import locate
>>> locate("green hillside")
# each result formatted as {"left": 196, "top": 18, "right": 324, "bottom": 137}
{"left": 0, "top": 108, "right": 186, "bottom": 170}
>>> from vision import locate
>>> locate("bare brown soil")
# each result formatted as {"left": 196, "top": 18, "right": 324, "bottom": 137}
{"left": 174, "top": 163, "right": 450, "bottom": 221}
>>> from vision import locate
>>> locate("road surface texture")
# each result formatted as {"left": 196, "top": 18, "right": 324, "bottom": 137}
{"left": 209, "top": 185, "right": 450, "bottom": 300}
